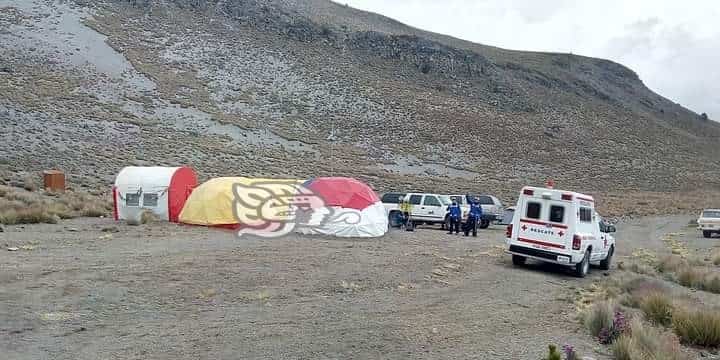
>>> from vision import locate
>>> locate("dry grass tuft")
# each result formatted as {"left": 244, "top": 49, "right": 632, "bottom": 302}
{"left": 672, "top": 307, "right": 720, "bottom": 347}
{"left": 676, "top": 266, "right": 720, "bottom": 294}
{"left": 640, "top": 292, "right": 674, "bottom": 326}
{"left": 126, "top": 210, "right": 158, "bottom": 226}
{"left": 656, "top": 255, "right": 684, "bottom": 274}
{"left": 584, "top": 300, "right": 615, "bottom": 337}
{"left": 619, "top": 277, "right": 669, "bottom": 308}
{"left": 0, "top": 206, "right": 59, "bottom": 225}
{"left": 22, "top": 175, "right": 38, "bottom": 192}
{"left": 0, "top": 185, "right": 110, "bottom": 224}
{"left": 612, "top": 318, "right": 682, "bottom": 360}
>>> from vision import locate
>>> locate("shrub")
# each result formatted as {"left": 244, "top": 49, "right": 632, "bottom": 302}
{"left": 619, "top": 278, "right": 668, "bottom": 308}
{"left": 22, "top": 175, "right": 38, "bottom": 192}
{"left": 81, "top": 205, "right": 107, "bottom": 218}
{"left": 584, "top": 301, "right": 615, "bottom": 337}
{"left": 544, "top": 344, "right": 561, "bottom": 360}
{"left": 631, "top": 318, "right": 682, "bottom": 360}
{"left": 611, "top": 335, "right": 635, "bottom": 360}
{"left": 1, "top": 207, "right": 59, "bottom": 225}
{"left": 626, "top": 262, "right": 654, "bottom": 275}
{"left": 126, "top": 210, "right": 157, "bottom": 226}
{"left": 613, "top": 318, "right": 682, "bottom": 360}
{"left": 598, "top": 310, "right": 628, "bottom": 344}
{"left": 640, "top": 293, "right": 674, "bottom": 326}
{"left": 656, "top": 255, "right": 684, "bottom": 274}
{"left": 561, "top": 344, "right": 581, "bottom": 360}
{"left": 672, "top": 308, "right": 720, "bottom": 347}
{"left": 705, "top": 275, "right": 720, "bottom": 293}
{"left": 0, "top": 186, "right": 110, "bottom": 224}
{"left": 677, "top": 266, "right": 703, "bottom": 288}
{"left": 675, "top": 266, "right": 720, "bottom": 294}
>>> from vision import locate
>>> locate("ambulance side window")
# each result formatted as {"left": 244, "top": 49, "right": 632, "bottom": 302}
{"left": 526, "top": 202, "right": 541, "bottom": 219}
{"left": 549, "top": 205, "right": 564, "bottom": 223}
{"left": 579, "top": 207, "right": 592, "bottom": 222}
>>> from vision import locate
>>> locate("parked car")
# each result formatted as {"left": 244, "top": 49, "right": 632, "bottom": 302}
{"left": 381, "top": 192, "right": 406, "bottom": 227}
{"left": 499, "top": 206, "right": 515, "bottom": 225}
{"left": 505, "top": 186, "right": 615, "bottom": 278}
{"left": 399, "top": 193, "right": 452, "bottom": 228}
{"left": 698, "top": 209, "right": 720, "bottom": 238}
{"left": 474, "top": 194, "right": 504, "bottom": 223}
{"left": 448, "top": 194, "right": 503, "bottom": 229}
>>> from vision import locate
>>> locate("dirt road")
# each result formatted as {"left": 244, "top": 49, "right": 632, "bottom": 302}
{"left": 0, "top": 215, "right": 713, "bottom": 359}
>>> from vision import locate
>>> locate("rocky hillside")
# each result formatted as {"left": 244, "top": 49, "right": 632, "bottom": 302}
{"left": 1, "top": 0, "right": 719, "bottom": 212}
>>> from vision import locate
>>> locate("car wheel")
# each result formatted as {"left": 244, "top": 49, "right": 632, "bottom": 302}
{"left": 479, "top": 219, "right": 490, "bottom": 229}
{"left": 388, "top": 211, "right": 401, "bottom": 228}
{"left": 599, "top": 246, "right": 613, "bottom": 270}
{"left": 443, "top": 215, "right": 450, "bottom": 230}
{"left": 574, "top": 249, "right": 591, "bottom": 278}
{"left": 512, "top": 255, "right": 526, "bottom": 266}
{"left": 703, "top": 230, "right": 712, "bottom": 238}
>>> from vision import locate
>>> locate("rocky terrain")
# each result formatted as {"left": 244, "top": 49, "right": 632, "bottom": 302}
{"left": 1, "top": 0, "right": 719, "bottom": 214}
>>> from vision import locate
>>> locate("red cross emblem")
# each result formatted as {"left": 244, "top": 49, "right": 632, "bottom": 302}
{"left": 521, "top": 225, "right": 527, "bottom": 231}
{"left": 558, "top": 230, "right": 565, "bottom": 237}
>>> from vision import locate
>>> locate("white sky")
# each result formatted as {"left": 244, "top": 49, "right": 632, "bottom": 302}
{"left": 341, "top": 0, "right": 720, "bottom": 120}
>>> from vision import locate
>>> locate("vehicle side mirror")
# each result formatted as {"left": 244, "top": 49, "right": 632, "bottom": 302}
{"left": 607, "top": 225, "right": 616, "bottom": 233}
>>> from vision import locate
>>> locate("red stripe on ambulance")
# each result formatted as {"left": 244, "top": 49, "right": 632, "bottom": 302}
{"left": 517, "top": 237, "right": 567, "bottom": 249}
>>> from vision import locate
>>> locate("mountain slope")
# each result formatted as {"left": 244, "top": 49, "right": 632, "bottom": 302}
{"left": 1, "top": 0, "right": 718, "bottom": 214}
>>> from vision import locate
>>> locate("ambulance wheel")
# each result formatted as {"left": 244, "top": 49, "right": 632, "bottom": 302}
{"left": 443, "top": 215, "right": 450, "bottom": 230}
{"left": 575, "top": 250, "right": 591, "bottom": 278}
{"left": 599, "top": 246, "right": 614, "bottom": 270}
{"left": 479, "top": 219, "right": 490, "bottom": 229}
{"left": 512, "top": 255, "right": 526, "bottom": 266}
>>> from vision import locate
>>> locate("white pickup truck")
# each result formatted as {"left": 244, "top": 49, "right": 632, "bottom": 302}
{"left": 698, "top": 209, "right": 720, "bottom": 238}
{"left": 506, "top": 186, "right": 616, "bottom": 277}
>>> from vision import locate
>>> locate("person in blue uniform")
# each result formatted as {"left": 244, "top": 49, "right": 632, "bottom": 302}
{"left": 464, "top": 200, "right": 483, "bottom": 237}
{"left": 447, "top": 200, "right": 461, "bottom": 235}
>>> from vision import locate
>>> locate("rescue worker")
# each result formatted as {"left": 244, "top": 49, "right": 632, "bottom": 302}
{"left": 464, "top": 200, "right": 483, "bottom": 237}
{"left": 447, "top": 199, "right": 461, "bottom": 235}
{"left": 398, "top": 195, "right": 414, "bottom": 231}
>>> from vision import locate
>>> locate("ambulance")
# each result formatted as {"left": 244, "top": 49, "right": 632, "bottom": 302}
{"left": 505, "top": 186, "right": 616, "bottom": 277}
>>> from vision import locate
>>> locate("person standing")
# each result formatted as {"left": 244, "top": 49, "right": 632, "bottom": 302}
{"left": 398, "top": 195, "right": 414, "bottom": 231}
{"left": 447, "top": 200, "right": 461, "bottom": 235}
{"left": 465, "top": 200, "right": 483, "bottom": 237}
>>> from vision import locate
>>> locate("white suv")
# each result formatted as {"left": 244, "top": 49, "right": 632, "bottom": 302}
{"left": 403, "top": 193, "right": 452, "bottom": 227}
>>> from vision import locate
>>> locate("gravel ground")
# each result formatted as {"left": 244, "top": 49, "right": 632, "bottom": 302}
{"left": 1, "top": 215, "right": 715, "bottom": 359}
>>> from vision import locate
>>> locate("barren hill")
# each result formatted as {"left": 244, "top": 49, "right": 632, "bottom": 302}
{"left": 1, "top": 0, "right": 719, "bottom": 214}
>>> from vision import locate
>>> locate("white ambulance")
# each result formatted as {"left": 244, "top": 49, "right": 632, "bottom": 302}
{"left": 505, "top": 186, "right": 616, "bottom": 277}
